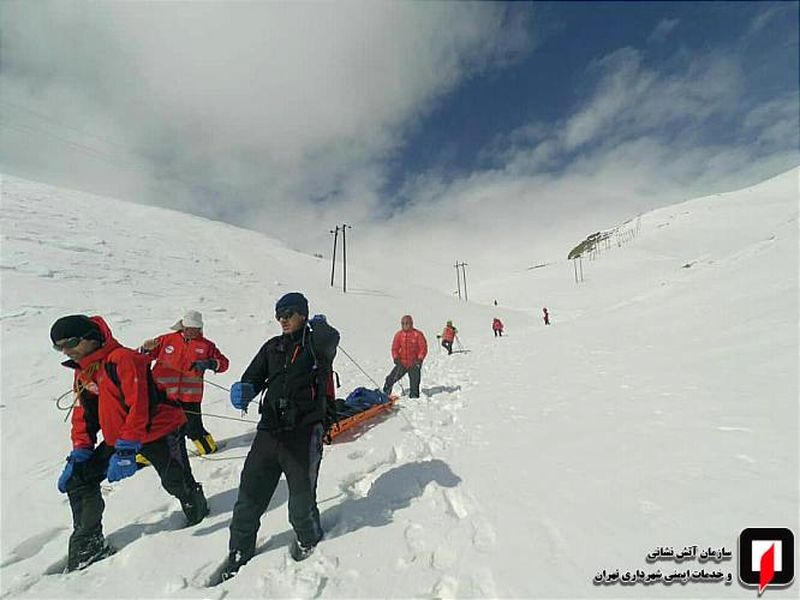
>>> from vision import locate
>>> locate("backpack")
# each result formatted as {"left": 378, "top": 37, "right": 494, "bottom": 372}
{"left": 105, "top": 354, "right": 182, "bottom": 433}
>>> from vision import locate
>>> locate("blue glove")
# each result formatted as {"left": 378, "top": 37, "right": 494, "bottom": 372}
{"left": 310, "top": 314, "right": 327, "bottom": 325}
{"left": 230, "top": 381, "right": 255, "bottom": 411}
{"left": 190, "top": 359, "right": 218, "bottom": 372}
{"left": 57, "top": 448, "right": 93, "bottom": 493}
{"left": 107, "top": 440, "right": 142, "bottom": 483}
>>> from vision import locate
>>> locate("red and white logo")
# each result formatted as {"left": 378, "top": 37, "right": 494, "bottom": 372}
{"left": 164, "top": 345, "right": 174, "bottom": 354}
{"left": 738, "top": 528, "right": 794, "bottom": 595}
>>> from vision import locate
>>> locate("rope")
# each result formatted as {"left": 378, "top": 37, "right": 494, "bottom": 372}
{"left": 205, "top": 380, "right": 230, "bottom": 393}
{"left": 338, "top": 345, "right": 382, "bottom": 389}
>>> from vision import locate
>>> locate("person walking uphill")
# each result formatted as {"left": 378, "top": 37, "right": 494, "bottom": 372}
{"left": 383, "top": 315, "right": 428, "bottom": 399}
{"left": 492, "top": 317, "right": 504, "bottom": 337}
{"left": 220, "top": 293, "right": 339, "bottom": 580}
{"left": 441, "top": 320, "right": 457, "bottom": 354}
{"left": 140, "top": 310, "right": 229, "bottom": 455}
{"left": 51, "top": 315, "right": 208, "bottom": 572}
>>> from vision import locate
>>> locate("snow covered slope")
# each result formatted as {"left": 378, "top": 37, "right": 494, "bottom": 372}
{"left": 1, "top": 169, "right": 797, "bottom": 598}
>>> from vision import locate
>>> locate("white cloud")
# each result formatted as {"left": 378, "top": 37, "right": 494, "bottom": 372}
{"left": 0, "top": 1, "right": 532, "bottom": 236}
{"left": 647, "top": 18, "right": 680, "bottom": 44}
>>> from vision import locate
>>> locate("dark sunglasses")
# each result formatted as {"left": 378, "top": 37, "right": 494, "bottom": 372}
{"left": 53, "top": 336, "right": 84, "bottom": 351}
{"left": 275, "top": 310, "right": 296, "bottom": 321}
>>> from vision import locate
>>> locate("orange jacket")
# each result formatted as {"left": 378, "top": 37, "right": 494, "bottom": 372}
{"left": 66, "top": 316, "right": 187, "bottom": 449}
{"left": 391, "top": 327, "right": 428, "bottom": 368}
{"left": 144, "top": 331, "right": 229, "bottom": 404}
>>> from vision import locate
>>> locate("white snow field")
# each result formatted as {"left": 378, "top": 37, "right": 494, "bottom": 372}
{"left": 1, "top": 168, "right": 797, "bottom": 599}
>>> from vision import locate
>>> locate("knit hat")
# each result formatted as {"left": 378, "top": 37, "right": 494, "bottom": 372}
{"left": 171, "top": 310, "right": 203, "bottom": 331}
{"left": 50, "top": 315, "right": 102, "bottom": 344}
{"left": 275, "top": 292, "right": 309, "bottom": 317}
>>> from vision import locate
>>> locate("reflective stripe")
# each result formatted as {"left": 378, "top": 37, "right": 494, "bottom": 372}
{"left": 182, "top": 377, "right": 203, "bottom": 384}
{"left": 179, "top": 388, "right": 203, "bottom": 395}
{"left": 156, "top": 377, "right": 182, "bottom": 384}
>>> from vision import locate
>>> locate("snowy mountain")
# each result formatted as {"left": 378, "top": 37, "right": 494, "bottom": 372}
{"left": 0, "top": 168, "right": 797, "bottom": 599}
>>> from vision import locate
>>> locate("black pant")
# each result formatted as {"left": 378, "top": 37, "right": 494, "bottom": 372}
{"left": 65, "top": 429, "right": 198, "bottom": 560}
{"left": 494, "top": 330, "right": 502, "bottom": 337}
{"left": 383, "top": 362, "right": 421, "bottom": 398}
{"left": 442, "top": 340, "right": 453, "bottom": 354}
{"left": 180, "top": 401, "right": 209, "bottom": 440}
{"left": 228, "top": 423, "right": 324, "bottom": 559}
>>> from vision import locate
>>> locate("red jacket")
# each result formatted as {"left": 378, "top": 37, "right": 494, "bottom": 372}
{"left": 391, "top": 326, "right": 428, "bottom": 368}
{"left": 442, "top": 324, "right": 457, "bottom": 343}
{"left": 492, "top": 318, "right": 504, "bottom": 331}
{"left": 144, "top": 331, "right": 229, "bottom": 404}
{"left": 66, "top": 316, "right": 187, "bottom": 449}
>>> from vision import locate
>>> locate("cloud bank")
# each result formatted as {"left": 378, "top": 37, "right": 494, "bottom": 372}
{"left": 1, "top": 2, "right": 797, "bottom": 296}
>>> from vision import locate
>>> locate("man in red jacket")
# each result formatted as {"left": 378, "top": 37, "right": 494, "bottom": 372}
{"left": 383, "top": 315, "right": 427, "bottom": 399}
{"left": 492, "top": 317, "right": 504, "bottom": 337}
{"left": 141, "top": 310, "right": 229, "bottom": 455}
{"left": 51, "top": 315, "right": 208, "bottom": 572}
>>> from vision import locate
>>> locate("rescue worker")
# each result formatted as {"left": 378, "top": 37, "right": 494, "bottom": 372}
{"left": 220, "top": 292, "right": 339, "bottom": 579}
{"left": 441, "top": 320, "right": 457, "bottom": 354}
{"left": 543, "top": 307, "right": 550, "bottom": 326}
{"left": 383, "top": 315, "right": 428, "bottom": 398}
{"left": 140, "top": 310, "right": 229, "bottom": 455}
{"left": 492, "top": 317, "right": 504, "bottom": 337}
{"left": 51, "top": 315, "right": 208, "bottom": 572}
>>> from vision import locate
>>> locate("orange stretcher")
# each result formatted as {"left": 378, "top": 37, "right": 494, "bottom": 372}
{"left": 324, "top": 394, "right": 398, "bottom": 443}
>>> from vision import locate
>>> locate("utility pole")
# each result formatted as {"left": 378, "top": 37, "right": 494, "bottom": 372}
{"left": 460, "top": 262, "right": 469, "bottom": 302}
{"left": 341, "top": 224, "right": 351, "bottom": 293}
{"left": 454, "top": 261, "right": 468, "bottom": 301}
{"left": 329, "top": 226, "right": 340, "bottom": 287}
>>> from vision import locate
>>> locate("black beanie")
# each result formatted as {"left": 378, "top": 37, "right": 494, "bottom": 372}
{"left": 275, "top": 292, "right": 309, "bottom": 317}
{"left": 50, "top": 315, "right": 102, "bottom": 344}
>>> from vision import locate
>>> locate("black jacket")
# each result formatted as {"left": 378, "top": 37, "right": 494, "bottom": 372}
{"left": 241, "top": 320, "right": 339, "bottom": 433}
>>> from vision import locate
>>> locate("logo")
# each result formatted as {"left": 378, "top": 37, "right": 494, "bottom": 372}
{"left": 738, "top": 528, "right": 794, "bottom": 594}
{"left": 164, "top": 345, "right": 174, "bottom": 354}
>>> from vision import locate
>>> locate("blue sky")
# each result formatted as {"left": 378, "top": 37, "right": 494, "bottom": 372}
{"left": 385, "top": 1, "right": 798, "bottom": 199}
{"left": 1, "top": 1, "right": 797, "bottom": 269}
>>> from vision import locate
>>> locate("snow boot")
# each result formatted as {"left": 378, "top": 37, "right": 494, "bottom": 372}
{"left": 66, "top": 532, "right": 115, "bottom": 572}
{"left": 193, "top": 433, "right": 218, "bottom": 455}
{"left": 180, "top": 483, "right": 209, "bottom": 526}
{"left": 218, "top": 549, "right": 251, "bottom": 582}
{"left": 289, "top": 538, "right": 317, "bottom": 562}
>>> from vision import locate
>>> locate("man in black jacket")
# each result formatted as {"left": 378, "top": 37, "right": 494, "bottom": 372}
{"left": 222, "top": 292, "right": 339, "bottom": 578}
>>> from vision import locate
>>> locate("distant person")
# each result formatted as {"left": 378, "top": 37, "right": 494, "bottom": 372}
{"left": 492, "top": 317, "right": 504, "bottom": 337}
{"left": 140, "top": 310, "right": 230, "bottom": 455}
{"left": 493, "top": 299, "right": 498, "bottom": 307}
{"left": 543, "top": 307, "right": 550, "bottom": 326}
{"left": 221, "top": 293, "right": 339, "bottom": 580}
{"left": 51, "top": 315, "right": 208, "bottom": 572}
{"left": 441, "top": 320, "right": 457, "bottom": 354}
{"left": 383, "top": 315, "right": 428, "bottom": 399}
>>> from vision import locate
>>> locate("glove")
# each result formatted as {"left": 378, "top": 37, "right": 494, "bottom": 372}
{"left": 393, "top": 358, "right": 402, "bottom": 367}
{"left": 106, "top": 440, "right": 142, "bottom": 483}
{"left": 310, "top": 314, "right": 327, "bottom": 325}
{"left": 190, "top": 359, "right": 218, "bottom": 372}
{"left": 413, "top": 360, "right": 423, "bottom": 368}
{"left": 57, "top": 448, "right": 93, "bottom": 493}
{"left": 230, "top": 381, "right": 255, "bottom": 411}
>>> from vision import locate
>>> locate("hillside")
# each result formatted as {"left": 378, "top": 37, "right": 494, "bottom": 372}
{"left": 1, "top": 169, "right": 797, "bottom": 599}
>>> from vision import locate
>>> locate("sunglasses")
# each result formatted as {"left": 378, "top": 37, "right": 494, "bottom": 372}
{"left": 53, "top": 336, "right": 84, "bottom": 351}
{"left": 275, "top": 310, "right": 296, "bottom": 321}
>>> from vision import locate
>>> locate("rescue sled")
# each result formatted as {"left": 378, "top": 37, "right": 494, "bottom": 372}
{"left": 324, "top": 387, "right": 398, "bottom": 443}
